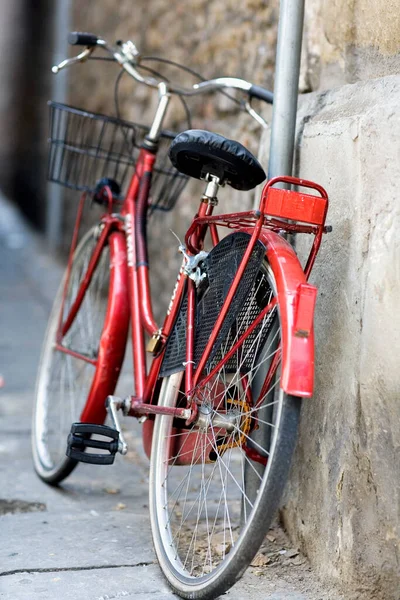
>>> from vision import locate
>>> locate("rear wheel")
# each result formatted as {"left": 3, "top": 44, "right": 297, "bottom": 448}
{"left": 32, "top": 226, "right": 128, "bottom": 485}
{"left": 149, "top": 259, "right": 301, "bottom": 599}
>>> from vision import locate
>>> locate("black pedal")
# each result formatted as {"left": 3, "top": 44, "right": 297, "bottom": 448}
{"left": 66, "top": 423, "right": 120, "bottom": 465}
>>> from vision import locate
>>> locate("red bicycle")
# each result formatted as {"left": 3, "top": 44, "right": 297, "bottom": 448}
{"left": 32, "top": 32, "right": 330, "bottom": 600}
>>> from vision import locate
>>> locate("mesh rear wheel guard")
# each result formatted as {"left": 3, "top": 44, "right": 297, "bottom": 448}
{"left": 160, "top": 232, "right": 272, "bottom": 377}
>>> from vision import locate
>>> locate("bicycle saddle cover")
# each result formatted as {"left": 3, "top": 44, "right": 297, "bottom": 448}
{"left": 168, "top": 130, "right": 266, "bottom": 191}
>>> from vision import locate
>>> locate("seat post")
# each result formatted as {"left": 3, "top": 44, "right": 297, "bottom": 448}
{"left": 202, "top": 174, "right": 221, "bottom": 205}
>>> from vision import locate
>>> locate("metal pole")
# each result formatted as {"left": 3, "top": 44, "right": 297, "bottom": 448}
{"left": 244, "top": 0, "right": 306, "bottom": 511}
{"left": 268, "top": 0, "right": 305, "bottom": 180}
{"left": 46, "top": 0, "right": 71, "bottom": 249}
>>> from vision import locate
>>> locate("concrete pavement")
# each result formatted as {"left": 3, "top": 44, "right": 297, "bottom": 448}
{"left": 0, "top": 196, "right": 342, "bottom": 600}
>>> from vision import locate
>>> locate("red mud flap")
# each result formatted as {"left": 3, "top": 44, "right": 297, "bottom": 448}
{"left": 281, "top": 281, "right": 317, "bottom": 398}
{"left": 280, "top": 282, "right": 318, "bottom": 398}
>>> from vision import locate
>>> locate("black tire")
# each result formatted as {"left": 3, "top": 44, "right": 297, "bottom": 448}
{"left": 149, "top": 258, "right": 301, "bottom": 599}
{"left": 32, "top": 226, "right": 112, "bottom": 485}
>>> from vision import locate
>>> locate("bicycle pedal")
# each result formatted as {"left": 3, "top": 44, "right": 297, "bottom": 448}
{"left": 66, "top": 423, "right": 120, "bottom": 465}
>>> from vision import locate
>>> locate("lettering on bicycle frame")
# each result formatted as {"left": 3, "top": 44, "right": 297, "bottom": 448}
{"left": 125, "top": 214, "right": 135, "bottom": 268}
{"left": 167, "top": 265, "right": 184, "bottom": 316}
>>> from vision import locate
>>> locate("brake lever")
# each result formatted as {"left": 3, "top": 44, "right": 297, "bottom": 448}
{"left": 244, "top": 101, "right": 269, "bottom": 129}
{"left": 52, "top": 47, "right": 94, "bottom": 74}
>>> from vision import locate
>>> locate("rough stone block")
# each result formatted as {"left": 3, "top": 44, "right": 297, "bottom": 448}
{"left": 261, "top": 74, "right": 400, "bottom": 600}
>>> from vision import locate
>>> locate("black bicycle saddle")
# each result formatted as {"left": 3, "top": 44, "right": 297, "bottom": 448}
{"left": 168, "top": 130, "right": 266, "bottom": 191}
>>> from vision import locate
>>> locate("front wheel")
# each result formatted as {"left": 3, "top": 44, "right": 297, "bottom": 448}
{"left": 149, "top": 257, "right": 301, "bottom": 599}
{"left": 32, "top": 226, "right": 129, "bottom": 485}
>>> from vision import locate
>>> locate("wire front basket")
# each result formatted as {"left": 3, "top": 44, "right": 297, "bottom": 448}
{"left": 47, "top": 102, "right": 188, "bottom": 213}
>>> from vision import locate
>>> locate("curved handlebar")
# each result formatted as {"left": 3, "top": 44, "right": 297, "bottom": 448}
{"left": 54, "top": 32, "right": 273, "bottom": 120}
{"left": 190, "top": 78, "right": 272, "bottom": 105}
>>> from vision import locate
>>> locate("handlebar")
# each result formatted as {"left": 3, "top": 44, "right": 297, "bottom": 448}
{"left": 68, "top": 31, "right": 99, "bottom": 46}
{"left": 52, "top": 31, "right": 273, "bottom": 127}
{"left": 249, "top": 84, "right": 274, "bottom": 104}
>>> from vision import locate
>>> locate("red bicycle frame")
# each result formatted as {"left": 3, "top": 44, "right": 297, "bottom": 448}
{"left": 56, "top": 139, "right": 329, "bottom": 432}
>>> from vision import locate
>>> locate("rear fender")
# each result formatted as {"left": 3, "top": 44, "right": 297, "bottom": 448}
{"left": 244, "top": 228, "right": 317, "bottom": 397}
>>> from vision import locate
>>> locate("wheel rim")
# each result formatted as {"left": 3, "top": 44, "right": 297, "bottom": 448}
{"left": 151, "top": 264, "right": 284, "bottom": 585}
{"left": 34, "top": 228, "right": 110, "bottom": 474}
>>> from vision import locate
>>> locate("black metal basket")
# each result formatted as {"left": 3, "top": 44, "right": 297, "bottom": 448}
{"left": 47, "top": 102, "right": 188, "bottom": 213}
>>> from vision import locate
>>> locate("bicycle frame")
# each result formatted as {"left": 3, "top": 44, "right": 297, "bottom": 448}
{"left": 56, "top": 138, "right": 329, "bottom": 431}
{"left": 55, "top": 144, "right": 211, "bottom": 423}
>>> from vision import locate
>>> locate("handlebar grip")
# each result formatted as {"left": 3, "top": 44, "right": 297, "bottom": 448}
{"left": 68, "top": 31, "right": 99, "bottom": 47}
{"left": 249, "top": 85, "right": 273, "bottom": 105}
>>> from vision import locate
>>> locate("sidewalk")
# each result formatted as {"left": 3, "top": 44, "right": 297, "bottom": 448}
{"left": 0, "top": 196, "right": 342, "bottom": 600}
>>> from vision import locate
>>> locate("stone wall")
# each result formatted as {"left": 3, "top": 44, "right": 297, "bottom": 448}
{"left": 260, "top": 3, "right": 400, "bottom": 598}
{"left": 273, "top": 76, "right": 400, "bottom": 600}
{"left": 70, "top": 0, "right": 278, "bottom": 126}
{"left": 301, "top": 0, "right": 400, "bottom": 91}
